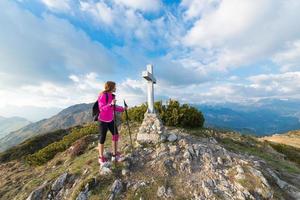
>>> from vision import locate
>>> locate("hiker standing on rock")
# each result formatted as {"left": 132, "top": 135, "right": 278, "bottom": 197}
{"left": 97, "top": 81, "right": 127, "bottom": 166}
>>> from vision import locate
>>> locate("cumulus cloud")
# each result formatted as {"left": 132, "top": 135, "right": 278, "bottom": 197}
{"left": 0, "top": 0, "right": 117, "bottom": 88}
{"left": 80, "top": 1, "right": 115, "bottom": 26}
{"left": 1, "top": 0, "right": 300, "bottom": 121}
{"left": 181, "top": 0, "right": 300, "bottom": 72}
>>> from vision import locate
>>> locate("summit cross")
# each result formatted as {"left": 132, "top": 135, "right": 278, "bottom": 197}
{"left": 142, "top": 64, "right": 156, "bottom": 113}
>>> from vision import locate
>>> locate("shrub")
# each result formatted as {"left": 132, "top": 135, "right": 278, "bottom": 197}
{"left": 121, "top": 103, "right": 147, "bottom": 123}
{"left": 0, "top": 129, "right": 69, "bottom": 163}
{"left": 122, "top": 99, "right": 205, "bottom": 128}
{"left": 26, "top": 123, "right": 98, "bottom": 166}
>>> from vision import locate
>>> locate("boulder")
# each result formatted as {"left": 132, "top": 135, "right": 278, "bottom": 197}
{"left": 51, "top": 172, "right": 69, "bottom": 192}
{"left": 167, "top": 134, "right": 177, "bottom": 142}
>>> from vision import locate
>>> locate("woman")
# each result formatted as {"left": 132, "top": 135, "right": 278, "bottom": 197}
{"left": 98, "top": 81, "right": 127, "bottom": 166}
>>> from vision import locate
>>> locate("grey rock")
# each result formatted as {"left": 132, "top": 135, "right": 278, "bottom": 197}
{"left": 168, "top": 134, "right": 177, "bottom": 142}
{"left": 249, "top": 167, "right": 269, "bottom": 187}
{"left": 157, "top": 186, "right": 166, "bottom": 197}
{"left": 51, "top": 172, "right": 68, "bottom": 192}
{"left": 235, "top": 165, "right": 245, "bottom": 180}
{"left": 160, "top": 134, "right": 167, "bottom": 143}
{"left": 209, "top": 137, "right": 218, "bottom": 144}
{"left": 166, "top": 187, "right": 174, "bottom": 198}
{"left": 100, "top": 166, "right": 112, "bottom": 175}
{"left": 132, "top": 181, "right": 147, "bottom": 191}
{"left": 26, "top": 181, "right": 49, "bottom": 200}
{"left": 122, "top": 168, "right": 129, "bottom": 176}
{"left": 137, "top": 113, "right": 164, "bottom": 143}
{"left": 180, "top": 159, "right": 192, "bottom": 173}
{"left": 101, "top": 161, "right": 112, "bottom": 168}
{"left": 183, "top": 150, "right": 192, "bottom": 160}
{"left": 267, "top": 168, "right": 300, "bottom": 199}
{"left": 236, "top": 165, "right": 244, "bottom": 174}
{"left": 217, "top": 157, "right": 223, "bottom": 165}
{"left": 104, "top": 151, "right": 113, "bottom": 160}
{"left": 76, "top": 185, "right": 89, "bottom": 200}
{"left": 109, "top": 179, "right": 123, "bottom": 200}
{"left": 188, "top": 145, "right": 195, "bottom": 156}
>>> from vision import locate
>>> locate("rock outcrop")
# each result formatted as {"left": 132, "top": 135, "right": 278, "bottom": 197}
{"left": 24, "top": 127, "right": 300, "bottom": 200}
{"left": 136, "top": 112, "right": 165, "bottom": 143}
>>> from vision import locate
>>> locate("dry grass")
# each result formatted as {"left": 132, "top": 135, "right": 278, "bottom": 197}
{"left": 260, "top": 130, "right": 300, "bottom": 149}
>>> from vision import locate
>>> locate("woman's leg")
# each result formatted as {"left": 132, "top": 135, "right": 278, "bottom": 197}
{"left": 108, "top": 120, "right": 118, "bottom": 156}
{"left": 98, "top": 121, "right": 108, "bottom": 158}
{"left": 98, "top": 143, "right": 104, "bottom": 157}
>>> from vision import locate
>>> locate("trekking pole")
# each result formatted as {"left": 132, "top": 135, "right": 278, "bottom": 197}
{"left": 113, "top": 101, "right": 117, "bottom": 165}
{"left": 124, "top": 100, "right": 134, "bottom": 151}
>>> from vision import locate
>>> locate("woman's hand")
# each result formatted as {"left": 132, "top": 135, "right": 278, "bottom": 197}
{"left": 111, "top": 99, "right": 116, "bottom": 106}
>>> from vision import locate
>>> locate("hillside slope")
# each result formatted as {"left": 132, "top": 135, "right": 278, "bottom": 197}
{"left": 0, "top": 123, "right": 299, "bottom": 200}
{"left": 260, "top": 130, "right": 300, "bottom": 149}
{"left": 0, "top": 103, "right": 93, "bottom": 152}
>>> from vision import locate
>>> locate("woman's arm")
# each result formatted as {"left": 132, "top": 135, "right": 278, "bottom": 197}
{"left": 98, "top": 94, "right": 111, "bottom": 111}
{"left": 114, "top": 105, "right": 125, "bottom": 112}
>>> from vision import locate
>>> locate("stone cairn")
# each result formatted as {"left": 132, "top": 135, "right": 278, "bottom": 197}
{"left": 136, "top": 111, "right": 164, "bottom": 144}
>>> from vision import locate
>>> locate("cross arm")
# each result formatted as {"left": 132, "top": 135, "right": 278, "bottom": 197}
{"left": 142, "top": 71, "right": 156, "bottom": 84}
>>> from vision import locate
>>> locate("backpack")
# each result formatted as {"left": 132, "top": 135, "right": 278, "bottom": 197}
{"left": 92, "top": 92, "right": 109, "bottom": 121}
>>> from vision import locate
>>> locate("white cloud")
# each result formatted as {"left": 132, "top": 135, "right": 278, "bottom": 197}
{"left": 114, "top": 0, "right": 161, "bottom": 12}
{"left": 0, "top": 0, "right": 116, "bottom": 87}
{"left": 273, "top": 40, "right": 300, "bottom": 72}
{"left": 79, "top": 1, "right": 172, "bottom": 50}
{"left": 0, "top": 71, "right": 145, "bottom": 110}
{"left": 180, "top": 0, "right": 221, "bottom": 21}
{"left": 117, "top": 79, "right": 146, "bottom": 106}
{"left": 2, "top": 0, "right": 300, "bottom": 120}
{"left": 80, "top": 1, "right": 115, "bottom": 25}
{"left": 0, "top": 72, "right": 103, "bottom": 108}
{"left": 181, "top": 0, "right": 300, "bottom": 72}
{"left": 183, "top": 0, "right": 270, "bottom": 47}
{"left": 41, "top": 0, "right": 71, "bottom": 12}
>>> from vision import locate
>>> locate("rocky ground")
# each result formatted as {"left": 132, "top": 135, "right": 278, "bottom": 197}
{"left": 0, "top": 123, "right": 300, "bottom": 200}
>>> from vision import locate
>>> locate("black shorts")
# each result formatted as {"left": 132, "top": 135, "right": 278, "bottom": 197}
{"left": 98, "top": 120, "right": 118, "bottom": 144}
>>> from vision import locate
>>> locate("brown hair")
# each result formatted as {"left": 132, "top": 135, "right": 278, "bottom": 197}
{"left": 101, "top": 81, "right": 116, "bottom": 94}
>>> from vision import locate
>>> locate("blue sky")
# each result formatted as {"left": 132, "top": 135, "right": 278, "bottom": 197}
{"left": 1, "top": 0, "right": 300, "bottom": 121}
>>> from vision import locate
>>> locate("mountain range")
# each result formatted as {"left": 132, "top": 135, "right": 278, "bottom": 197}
{"left": 0, "top": 103, "right": 93, "bottom": 152}
{"left": 0, "top": 116, "right": 31, "bottom": 139}
{"left": 1, "top": 98, "right": 300, "bottom": 152}
{"left": 196, "top": 98, "right": 300, "bottom": 136}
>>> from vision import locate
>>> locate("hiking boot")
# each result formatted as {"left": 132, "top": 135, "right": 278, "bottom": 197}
{"left": 111, "top": 152, "right": 124, "bottom": 162}
{"left": 98, "top": 156, "right": 108, "bottom": 166}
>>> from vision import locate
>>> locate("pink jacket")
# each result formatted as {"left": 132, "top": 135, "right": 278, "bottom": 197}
{"left": 98, "top": 92, "right": 125, "bottom": 122}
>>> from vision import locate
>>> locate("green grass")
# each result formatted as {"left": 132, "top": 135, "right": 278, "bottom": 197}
{"left": 268, "top": 142, "right": 300, "bottom": 166}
